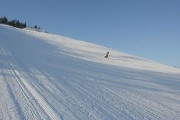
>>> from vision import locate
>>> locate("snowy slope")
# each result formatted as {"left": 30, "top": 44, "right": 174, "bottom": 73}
{"left": 0, "top": 24, "right": 180, "bottom": 120}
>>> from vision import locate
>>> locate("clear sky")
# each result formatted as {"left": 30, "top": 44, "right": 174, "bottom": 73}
{"left": 0, "top": 0, "right": 180, "bottom": 67}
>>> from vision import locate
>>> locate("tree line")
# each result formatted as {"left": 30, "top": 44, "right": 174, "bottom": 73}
{"left": 0, "top": 16, "right": 40, "bottom": 29}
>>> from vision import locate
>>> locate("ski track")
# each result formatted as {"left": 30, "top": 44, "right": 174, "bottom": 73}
{"left": 0, "top": 25, "right": 180, "bottom": 120}
{"left": 0, "top": 44, "right": 61, "bottom": 120}
{"left": 0, "top": 70, "right": 23, "bottom": 120}
{"left": 70, "top": 78, "right": 179, "bottom": 120}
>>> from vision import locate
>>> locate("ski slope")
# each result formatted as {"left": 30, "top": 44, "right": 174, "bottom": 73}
{"left": 0, "top": 24, "right": 180, "bottom": 120}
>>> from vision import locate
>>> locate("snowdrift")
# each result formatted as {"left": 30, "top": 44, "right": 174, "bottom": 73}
{"left": 0, "top": 24, "right": 180, "bottom": 120}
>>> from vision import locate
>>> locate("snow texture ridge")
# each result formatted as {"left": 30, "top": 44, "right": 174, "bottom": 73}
{"left": 0, "top": 24, "right": 180, "bottom": 120}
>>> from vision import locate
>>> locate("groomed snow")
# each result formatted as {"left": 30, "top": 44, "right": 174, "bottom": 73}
{"left": 0, "top": 24, "right": 180, "bottom": 120}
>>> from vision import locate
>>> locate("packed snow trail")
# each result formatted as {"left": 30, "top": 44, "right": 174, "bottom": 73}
{"left": 0, "top": 24, "right": 180, "bottom": 120}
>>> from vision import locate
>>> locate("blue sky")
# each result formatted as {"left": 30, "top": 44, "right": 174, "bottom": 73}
{"left": 0, "top": 0, "right": 180, "bottom": 67}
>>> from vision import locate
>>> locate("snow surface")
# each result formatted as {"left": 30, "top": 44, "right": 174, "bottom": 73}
{"left": 0, "top": 24, "right": 180, "bottom": 120}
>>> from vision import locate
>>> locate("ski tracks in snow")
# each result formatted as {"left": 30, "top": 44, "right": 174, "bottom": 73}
{"left": 0, "top": 45, "right": 62, "bottom": 120}
{"left": 1, "top": 44, "right": 180, "bottom": 120}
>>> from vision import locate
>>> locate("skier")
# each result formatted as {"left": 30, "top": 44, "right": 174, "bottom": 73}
{"left": 104, "top": 51, "right": 109, "bottom": 59}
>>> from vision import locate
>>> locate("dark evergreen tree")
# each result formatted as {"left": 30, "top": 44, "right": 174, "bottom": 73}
{"left": 24, "top": 22, "right": 27, "bottom": 28}
{"left": 0, "top": 16, "right": 8, "bottom": 24}
{"left": 34, "top": 25, "right": 38, "bottom": 29}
